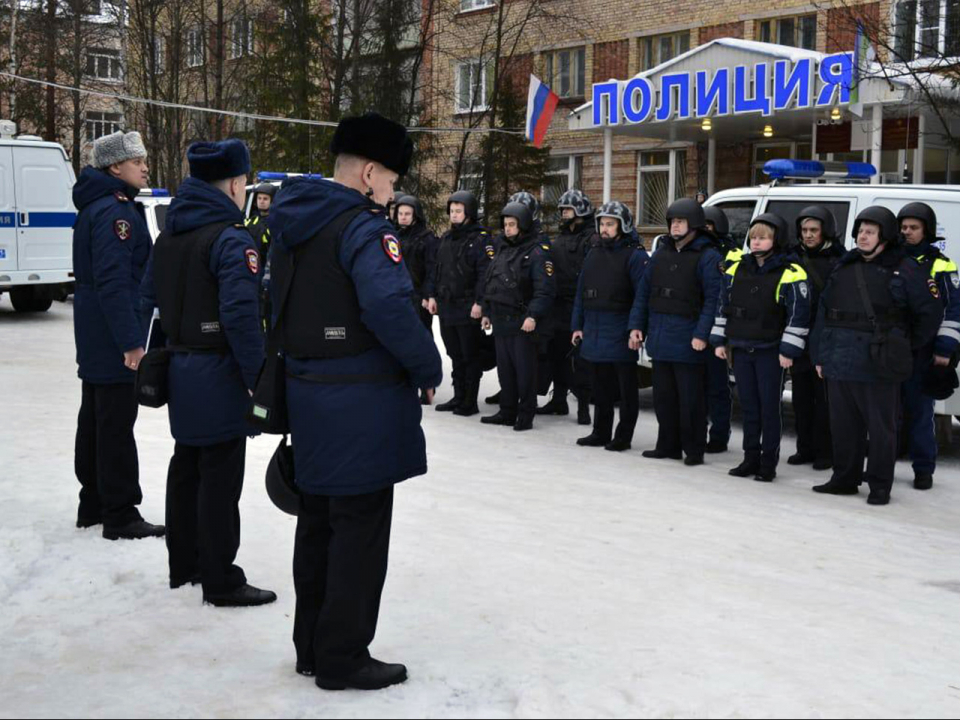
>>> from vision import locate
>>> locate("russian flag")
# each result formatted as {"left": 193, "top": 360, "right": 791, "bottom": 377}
{"left": 526, "top": 75, "right": 559, "bottom": 148}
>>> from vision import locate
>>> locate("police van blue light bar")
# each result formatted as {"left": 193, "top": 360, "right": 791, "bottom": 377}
{"left": 763, "top": 159, "right": 877, "bottom": 181}
{"left": 257, "top": 171, "right": 324, "bottom": 181}
{"left": 138, "top": 188, "right": 170, "bottom": 197}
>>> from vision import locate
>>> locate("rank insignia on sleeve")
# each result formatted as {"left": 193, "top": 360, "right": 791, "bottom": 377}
{"left": 114, "top": 219, "right": 131, "bottom": 241}
{"left": 382, "top": 234, "right": 403, "bottom": 264}
{"left": 952, "top": 273, "right": 960, "bottom": 289}
{"left": 928, "top": 278, "right": 941, "bottom": 299}
{"left": 545, "top": 261, "right": 555, "bottom": 277}
{"left": 485, "top": 245, "right": 495, "bottom": 258}
{"left": 245, "top": 248, "right": 260, "bottom": 275}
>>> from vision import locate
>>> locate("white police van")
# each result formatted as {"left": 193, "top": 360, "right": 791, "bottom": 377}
{"left": 0, "top": 121, "right": 77, "bottom": 313}
{"left": 136, "top": 188, "right": 172, "bottom": 241}
{"left": 244, "top": 171, "right": 324, "bottom": 220}
{"left": 699, "top": 159, "right": 960, "bottom": 419}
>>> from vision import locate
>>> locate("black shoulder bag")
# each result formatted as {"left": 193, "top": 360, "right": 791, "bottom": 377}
{"left": 854, "top": 262, "right": 913, "bottom": 382}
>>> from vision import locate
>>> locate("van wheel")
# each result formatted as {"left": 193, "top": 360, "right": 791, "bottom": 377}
{"left": 10, "top": 287, "right": 53, "bottom": 313}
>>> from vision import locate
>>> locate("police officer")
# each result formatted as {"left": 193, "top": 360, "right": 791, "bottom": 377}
{"left": 811, "top": 206, "right": 941, "bottom": 505}
{"left": 702, "top": 205, "right": 737, "bottom": 453}
{"left": 898, "top": 202, "right": 960, "bottom": 490}
{"left": 395, "top": 194, "right": 437, "bottom": 329}
{"left": 270, "top": 112, "right": 442, "bottom": 690}
{"left": 573, "top": 202, "right": 649, "bottom": 451}
{"left": 72, "top": 130, "right": 164, "bottom": 541}
{"left": 245, "top": 182, "right": 276, "bottom": 256}
{"left": 632, "top": 198, "right": 724, "bottom": 465}
{"left": 424, "top": 190, "right": 493, "bottom": 415}
{"left": 711, "top": 213, "right": 810, "bottom": 482}
{"left": 789, "top": 205, "right": 844, "bottom": 470}
{"left": 538, "top": 189, "right": 596, "bottom": 425}
{"left": 480, "top": 202, "right": 555, "bottom": 430}
{"left": 140, "top": 139, "right": 274, "bottom": 607}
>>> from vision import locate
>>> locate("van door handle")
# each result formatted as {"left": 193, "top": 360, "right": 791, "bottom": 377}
{"left": 18, "top": 212, "right": 28, "bottom": 226}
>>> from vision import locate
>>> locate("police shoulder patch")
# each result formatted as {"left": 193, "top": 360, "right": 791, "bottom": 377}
{"left": 245, "top": 248, "right": 260, "bottom": 275}
{"left": 382, "top": 234, "right": 403, "bottom": 264}
{"left": 799, "top": 282, "right": 808, "bottom": 298}
{"left": 952, "top": 273, "right": 960, "bottom": 289}
{"left": 114, "top": 218, "right": 131, "bottom": 241}
{"left": 928, "top": 278, "right": 941, "bottom": 299}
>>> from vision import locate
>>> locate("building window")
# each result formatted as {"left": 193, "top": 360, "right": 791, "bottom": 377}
{"left": 758, "top": 14, "right": 817, "bottom": 50}
{"left": 895, "top": 0, "right": 960, "bottom": 60}
{"left": 230, "top": 17, "right": 254, "bottom": 59}
{"left": 456, "top": 60, "right": 491, "bottom": 113}
{"left": 153, "top": 37, "right": 165, "bottom": 74}
{"left": 460, "top": 0, "right": 494, "bottom": 11}
{"left": 640, "top": 32, "right": 690, "bottom": 71}
{"left": 85, "top": 112, "right": 123, "bottom": 141}
{"left": 186, "top": 27, "right": 205, "bottom": 68}
{"left": 543, "top": 155, "right": 584, "bottom": 216}
{"left": 544, "top": 47, "right": 585, "bottom": 99}
{"left": 86, "top": 48, "right": 121, "bottom": 81}
{"left": 638, "top": 149, "right": 686, "bottom": 228}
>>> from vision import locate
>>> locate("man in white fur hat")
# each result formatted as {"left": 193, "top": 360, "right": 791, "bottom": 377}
{"left": 71, "top": 130, "right": 164, "bottom": 541}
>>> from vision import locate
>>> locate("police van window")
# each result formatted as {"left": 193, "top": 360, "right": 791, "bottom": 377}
{"left": 764, "top": 200, "right": 851, "bottom": 246}
{"left": 154, "top": 205, "right": 168, "bottom": 232}
{"left": 712, "top": 200, "right": 757, "bottom": 249}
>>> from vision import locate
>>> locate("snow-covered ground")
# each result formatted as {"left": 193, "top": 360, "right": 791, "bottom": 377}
{"left": 2, "top": 295, "right": 960, "bottom": 719}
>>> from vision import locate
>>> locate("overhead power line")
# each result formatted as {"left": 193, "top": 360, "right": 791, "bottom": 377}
{"left": 0, "top": 71, "right": 527, "bottom": 136}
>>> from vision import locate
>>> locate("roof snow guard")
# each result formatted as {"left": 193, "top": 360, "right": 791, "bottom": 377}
{"left": 569, "top": 38, "right": 936, "bottom": 139}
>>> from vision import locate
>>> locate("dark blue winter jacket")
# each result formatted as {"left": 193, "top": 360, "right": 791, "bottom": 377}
{"left": 571, "top": 237, "right": 649, "bottom": 364}
{"left": 269, "top": 177, "right": 444, "bottom": 497}
{"left": 140, "top": 177, "right": 265, "bottom": 446}
{"left": 631, "top": 234, "right": 723, "bottom": 364}
{"left": 811, "top": 246, "right": 942, "bottom": 383}
{"left": 72, "top": 167, "right": 150, "bottom": 384}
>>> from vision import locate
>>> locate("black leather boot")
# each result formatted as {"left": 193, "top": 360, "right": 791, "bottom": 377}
{"left": 728, "top": 458, "right": 760, "bottom": 477}
{"left": 203, "top": 584, "right": 277, "bottom": 607}
{"left": 102, "top": 519, "right": 165, "bottom": 541}
{"left": 316, "top": 658, "right": 408, "bottom": 691}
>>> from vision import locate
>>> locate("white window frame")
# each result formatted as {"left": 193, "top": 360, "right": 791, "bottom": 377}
{"left": 85, "top": 47, "right": 122, "bottom": 81}
{"left": 757, "top": 14, "right": 817, "bottom": 50}
{"left": 186, "top": 27, "right": 205, "bottom": 68}
{"left": 455, "top": 60, "right": 490, "bottom": 114}
{"left": 544, "top": 47, "right": 586, "bottom": 99}
{"left": 636, "top": 148, "right": 687, "bottom": 229}
{"left": 85, "top": 111, "right": 123, "bottom": 141}
{"left": 230, "top": 17, "right": 254, "bottom": 59}
{"left": 153, "top": 37, "right": 165, "bottom": 74}
{"left": 895, "top": 0, "right": 960, "bottom": 60}
{"left": 459, "top": 0, "right": 494, "bottom": 13}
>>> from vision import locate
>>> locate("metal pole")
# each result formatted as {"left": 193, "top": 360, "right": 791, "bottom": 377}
{"left": 8, "top": 0, "right": 17, "bottom": 120}
{"left": 603, "top": 127, "right": 612, "bottom": 203}
{"left": 707, "top": 137, "right": 716, "bottom": 196}
{"left": 913, "top": 112, "right": 925, "bottom": 184}
{"left": 870, "top": 104, "right": 883, "bottom": 185}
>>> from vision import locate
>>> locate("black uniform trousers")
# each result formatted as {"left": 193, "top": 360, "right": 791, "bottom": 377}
{"left": 439, "top": 320, "right": 483, "bottom": 395}
{"left": 293, "top": 486, "right": 394, "bottom": 679}
{"left": 74, "top": 381, "right": 143, "bottom": 529}
{"left": 165, "top": 438, "right": 247, "bottom": 594}
{"left": 652, "top": 361, "right": 707, "bottom": 459}
{"left": 495, "top": 333, "right": 539, "bottom": 421}
{"left": 705, "top": 353, "right": 733, "bottom": 446}
{"left": 792, "top": 362, "right": 833, "bottom": 463}
{"left": 826, "top": 379, "right": 900, "bottom": 491}
{"left": 731, "top": 348, "right": 784, "bottom": 470}
{"left": 592, "top": 362, "right": 640, "bottom": 442}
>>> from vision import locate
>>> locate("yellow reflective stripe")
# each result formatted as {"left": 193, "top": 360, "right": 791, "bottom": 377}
{"left": 776, "top": 264, "right": 808, "bottom": 301}
{"left": 932, "top": 257, "right": 957, "bottom": 276}
{"left": 726, "top": 249, "right": 743, "bottom": 263}
{"left": 726, "top": 261, "right": 740, "bottom": 277}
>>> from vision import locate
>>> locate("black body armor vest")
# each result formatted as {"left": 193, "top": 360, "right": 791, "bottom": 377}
{"left": 484, "top": 238, "right": 537, "bottom": 312}
{"left": 552, "top": 228, "right": 592, "bottom": 300}
{"left": 273, "top": 205, "right": 381, "bottom": 359}
{"left": 724, "top": 265, "right": 785, "bottom": 342}
{"left": 153, "top": 221, "right": 236, "bottom": 352}
{"left": 436, "top": 227, "right": 481, "bottom": 302}
{"left": 581, "top": 244, "right": 634, "bottom": 312}
{"left": 823, "top": 261, "right": 907, "bottom": 333}
{"left": 648, "top": 245, "right": 704, "bottom": 318}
